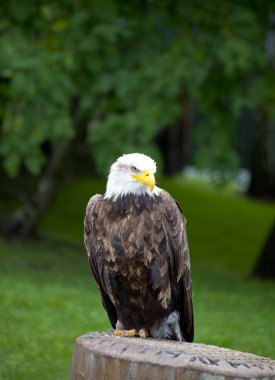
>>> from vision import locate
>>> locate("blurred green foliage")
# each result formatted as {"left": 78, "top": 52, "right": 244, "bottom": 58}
{"left": 0, "top": 1, "right": 275, "bottom": 176}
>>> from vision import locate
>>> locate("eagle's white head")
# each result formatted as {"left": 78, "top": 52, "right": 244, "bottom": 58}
{"left": 104, "top": 153, "right": 161, "bottom": 200}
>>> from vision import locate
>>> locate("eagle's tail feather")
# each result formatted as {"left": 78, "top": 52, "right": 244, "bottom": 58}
{"left": 149, "top": 311, "right": 184, "bottom": 341}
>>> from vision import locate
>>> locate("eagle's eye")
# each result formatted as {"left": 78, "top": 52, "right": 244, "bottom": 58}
{"left": 131, "top": 166, "right": 138, "bottom": 172}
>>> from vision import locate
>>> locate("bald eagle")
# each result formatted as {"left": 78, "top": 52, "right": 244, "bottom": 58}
{"left": 84, "top": 153, "right": 194, "bottom": 342}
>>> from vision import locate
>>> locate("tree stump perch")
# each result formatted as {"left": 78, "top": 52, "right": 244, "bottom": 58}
{"left": 70, "top": 332, "right": 275, "bottom": 379}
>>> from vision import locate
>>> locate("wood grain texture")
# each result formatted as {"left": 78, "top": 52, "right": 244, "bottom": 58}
{"left": 70, "top": 332, "right": 275, "bottom": 380}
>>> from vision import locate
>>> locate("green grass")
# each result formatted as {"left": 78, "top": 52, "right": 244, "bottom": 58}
{"left": 1, "top": 177, "right": 275, "bottom": 379}
{"left": 0, "top": 239, "right": 110, "bottom": 380}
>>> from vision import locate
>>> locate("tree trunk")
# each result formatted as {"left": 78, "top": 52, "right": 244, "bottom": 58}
{"left": 70, "top": 332, "right": 275, "bottom": 379}
{"left": 0, "top": 98, "right": 81, "bottom": 238}
{"left": 157, "top": 93, "right": 193, "bottom": 175}
{"left": 247, "top": 109, "right": 274, "bottom": 199}
{"left": 180, "top": 92, "right": 193, "bottom": 170}
{"left": 254, "top": 221, "right": 275, "bottom": 279}
{"left": 0, "top": 139, "right": 72, "bottom": 237}
{"left": 248, "top": 12, "right": 275, "bottom": 200}
{"left": 250, "top": 11, "right": 275, "bottom": 278}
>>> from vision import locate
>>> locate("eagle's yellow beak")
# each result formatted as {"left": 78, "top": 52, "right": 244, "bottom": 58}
{"left": 132, "top": 170, "right": 155, "bottom": 192}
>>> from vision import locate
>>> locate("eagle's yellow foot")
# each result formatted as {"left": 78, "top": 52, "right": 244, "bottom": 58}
{"left": 113, "top": 328, "right": 148, "bottom": 338}
{"left": 113, "top": 329, "right": 138, "bottom": 337}
{"left": 121, "top": 329, "right": 139, "bottom": 337}
{"left": 113, "top": 329, "right": 124, "bottom": 335}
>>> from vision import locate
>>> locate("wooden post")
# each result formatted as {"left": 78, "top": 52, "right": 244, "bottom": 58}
{"left": 70, "top": 332, "right": 275, "bottom": 379}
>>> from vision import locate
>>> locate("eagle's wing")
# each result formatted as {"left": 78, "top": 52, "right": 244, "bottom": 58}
{"left": 162, "top": 191, "right": 194, "bottom": 342}
{"left": 84, "top": 194, "right": 117, "bottom": 328}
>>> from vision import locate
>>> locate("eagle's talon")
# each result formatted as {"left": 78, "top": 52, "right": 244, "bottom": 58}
{"left": 114, "top": 328, "right": 148, "bottom": 338}
{"left": 139, "top": 328, "right": 149, "bottom": 338}
{"left": 121, "top": 329, "right": 139, "bottom": 337}
{"left": 114, "top": 329, "right": 124, "bottom": 335}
